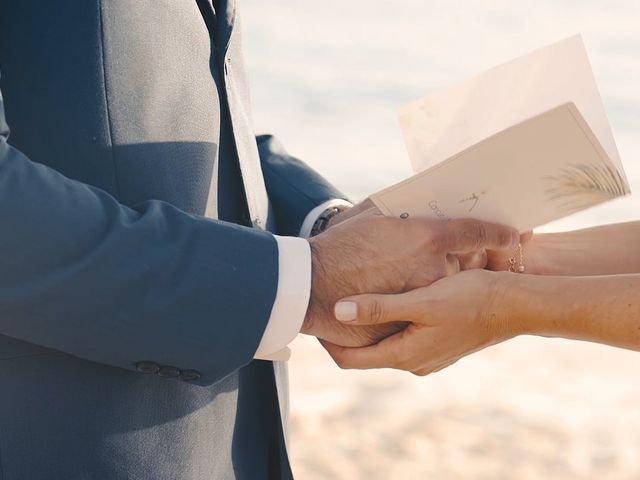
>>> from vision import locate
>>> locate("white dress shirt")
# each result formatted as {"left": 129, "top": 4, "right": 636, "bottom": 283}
{"left": 254, "top": 199, "right": 353, "bottom": 361}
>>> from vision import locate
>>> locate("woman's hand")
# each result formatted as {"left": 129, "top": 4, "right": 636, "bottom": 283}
{"left": 321, "top": 270, "right": 522, "bottom": 376}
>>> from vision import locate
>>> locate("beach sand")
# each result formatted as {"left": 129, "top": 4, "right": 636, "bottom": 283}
{"left": 287, "top": 336, "right": 640, "bottom": 479}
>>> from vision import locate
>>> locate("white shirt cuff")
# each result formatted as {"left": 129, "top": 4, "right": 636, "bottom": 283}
{"left": 298, "top": 199, "right": 354, "bottom": 238}
{"left": 254, "top": 235, "right": 311, "bottom": 361}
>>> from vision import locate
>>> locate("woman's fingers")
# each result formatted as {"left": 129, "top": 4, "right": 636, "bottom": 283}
{"left": 334, "top": 290, "right": 427, "bottom": 325}
{"left": 325, "top": 270, "right": 506, "bottom": 374}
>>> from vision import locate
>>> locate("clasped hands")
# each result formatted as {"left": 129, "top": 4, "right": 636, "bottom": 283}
{"left": 303, "top": 200, "right": 520, "bottom": 376}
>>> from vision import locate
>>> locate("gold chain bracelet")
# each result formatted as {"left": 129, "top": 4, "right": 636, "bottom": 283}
{"left": 507, "top": 243, "right": 525, "bottom": 273}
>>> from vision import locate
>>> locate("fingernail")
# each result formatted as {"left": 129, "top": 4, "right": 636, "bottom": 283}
{"left": 335, "top": 301, "right": 358, "bottom": 322}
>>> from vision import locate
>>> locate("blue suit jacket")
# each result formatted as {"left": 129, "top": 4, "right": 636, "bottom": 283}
{"left": 0, "top": 0, "right": 345, "bottom": 478}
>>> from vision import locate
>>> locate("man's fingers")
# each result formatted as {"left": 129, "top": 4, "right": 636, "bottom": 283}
{"left": 320, "top": 333, "right": 406, "bottom": 370}
{"left": 334, "top": 291, "right": 422, "bottom": 325}
{"left": 457, "top": 250, "right": 488, "bottom": 270}
{"left": 445, "top": 253, "right": 461, "bottom": 275}
{"left": 434, "top": 219, "right": 519, "bottom": 253}
{"left": 412, "top": 358, "right": 458, "bottom": 377}
{"left": 520, "top": 231, "right": 534, "bottom": 243}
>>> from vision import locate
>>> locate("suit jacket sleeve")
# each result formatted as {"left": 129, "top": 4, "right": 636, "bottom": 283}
{"left": 0, "top": 85, "right": 279, "bottom": 387}
{"left": 257, "top": 134, "right": 350, "bottom": 236}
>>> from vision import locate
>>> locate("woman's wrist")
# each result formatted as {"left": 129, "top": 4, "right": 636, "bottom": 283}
{"left": 519, "top": 229, "right": 635, "bottom": 277}
{"left": 521, "top": 233, "right": 580, "bottom": 276}
{"left": 490, "top": 234, "right": 574, "bottom": 276}
{"left": 501, "top": 273, "right": 600, "bottom": 340}
{"left": 488, "top": 235, "right": 546, "bottom": 275}
{"left": 493, "top": 269, "right": 640, "bottom": 352}
{"left": 489, "top": 271, "right": 533, "bottom": 339}
{"left": 493, "top": 271, "right": 563, "bottom": 337}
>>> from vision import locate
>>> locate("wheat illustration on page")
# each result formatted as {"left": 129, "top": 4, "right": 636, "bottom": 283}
{"left": 544, "top": 163, "right": 630, "bottom": 213}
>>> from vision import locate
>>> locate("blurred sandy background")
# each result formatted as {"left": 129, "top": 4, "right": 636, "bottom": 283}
{"left": 242, "top": 1, "right": 640, "bottom": 478}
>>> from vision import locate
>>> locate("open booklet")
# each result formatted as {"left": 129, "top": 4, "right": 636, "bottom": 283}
{"left": 371, "top": 35, "right": 630, "bottom": 233}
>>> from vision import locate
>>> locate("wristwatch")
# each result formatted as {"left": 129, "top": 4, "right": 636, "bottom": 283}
{"left": 310, "top": 206, "right": 346, "bottom": 237}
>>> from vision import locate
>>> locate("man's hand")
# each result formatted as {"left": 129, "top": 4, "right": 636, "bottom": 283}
{"left": 329, "top": 198, "right": 498, "bottom": 271}
{"left": 303, "top": 213, "right": 519, "bottom": 347}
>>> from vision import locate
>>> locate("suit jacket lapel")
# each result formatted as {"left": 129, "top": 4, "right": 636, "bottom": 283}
{"left": 194, "top": 0, "right": 217, "bottom": 36}
{"left": 219, "top": 0, "right": 236, "bottom": 54}
{"left": 193, "top": 0, "right": 235, "bottom": 51}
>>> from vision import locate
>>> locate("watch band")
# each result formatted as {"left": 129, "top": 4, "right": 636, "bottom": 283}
{"left": 310, "top": 206, "right": 345, "bottom": 237}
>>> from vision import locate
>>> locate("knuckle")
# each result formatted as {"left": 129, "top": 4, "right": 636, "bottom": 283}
{"left": 463, "top": 250, "right": 487, "bottom": 270}
{"left": 446, "top": 254, "right": 461, "bottom": 275}
{"left": 474, "top": 223, "right": 488, "bottom": 249}
{"left": 494, "top": 226, "right": 507, "bottom": 244}
{"left": 477, "top": 250, "right": 488, "bottom": 268}
{"left": 367, "top": 298, "right": 386, "bottom": 324}
{"left": 499, "top": 227, "right": 516, "bottom": 247}
{"left": 423, "top": 229, "right": 444, "bottom": 252}
{"left": 462, "top": 220, "right": 486, "bottom": 250}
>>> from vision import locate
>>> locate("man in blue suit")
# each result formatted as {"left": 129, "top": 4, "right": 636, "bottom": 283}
{"left": 0, "top": 1, "right": 517, "bottom": 478}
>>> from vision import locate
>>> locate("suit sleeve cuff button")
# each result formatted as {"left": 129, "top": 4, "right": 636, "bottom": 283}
{"left": 135, "top": 361, "right": 160, "bottom": 374}
{"left": 179, "top": 370, "right": 202, "bottom": 381}
{"left": 158, "top": 366, "right": 181, "bottom": 378}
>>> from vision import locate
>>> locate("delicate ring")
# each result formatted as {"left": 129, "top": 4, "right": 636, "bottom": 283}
{"left": 507, "top": 243, "right": 525, "bottom": 273}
